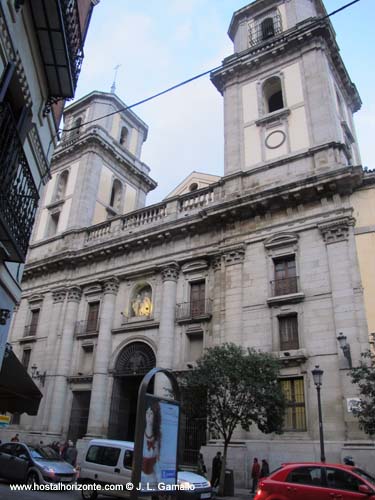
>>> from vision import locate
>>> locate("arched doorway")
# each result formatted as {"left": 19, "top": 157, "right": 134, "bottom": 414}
{"left": 108, "top": 342, "right": 156, "bottom": 440}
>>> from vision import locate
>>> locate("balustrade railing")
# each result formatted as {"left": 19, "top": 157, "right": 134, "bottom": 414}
{"left": 74, "top": 319, "right": 100, "bottom": 336}
{"left": 270, "top": 276, "right": 299, "bottom": 296}
{"left": 176, "top": 299, "right": 212, "bottom": 321}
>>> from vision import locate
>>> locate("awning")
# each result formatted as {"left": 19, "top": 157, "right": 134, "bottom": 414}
{"left": 0, "top": 350, "right": 42, "bottom": 415}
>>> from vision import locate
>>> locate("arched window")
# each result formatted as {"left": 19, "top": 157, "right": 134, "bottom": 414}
{"left": 261, "top": 18, "right": 275, "bottom": 40}
{"left": 55, "top": 170, "right": 69, "bottom": 201}
{"left": 130, "top": 283, "right": 153, "bottom": 318}
{"left": 72, "top": 116, "right": 82, "bottom": 137}
{"left": 263, "top": 76, "right": 284, "bottom": 113}
{"left": 109, "top": 179, "right": 122, "bottom": 211}
{"left": 119, "top": 126, "right": 128, "bottom": 146}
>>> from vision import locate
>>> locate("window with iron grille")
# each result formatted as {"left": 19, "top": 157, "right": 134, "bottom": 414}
{"left": 279, "top": 315, "right": 299, "bottom": 350}
{"left": 280, "top": 377, "right": 306, "bottom": 431}
{"left": 21, "top": 349, "right": 31, "bottom": 370}
{"left": 86, "top": 302, "right": 100, "bottom": 332}
{"left": 190, "top": 281, "right": 206, "bottom": 317}
{"left": 29, "top": 309, "right": 40, "bottom": 336}
{"left": 273, "top": 255, "right": 297, "bottom": 295}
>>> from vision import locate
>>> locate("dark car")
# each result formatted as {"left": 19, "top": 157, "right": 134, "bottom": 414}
{"left": 0, "top": 442, "right": 76, "bottom": 485}
{"left": 256, "top": 462, "right": 375, "bottom": 499}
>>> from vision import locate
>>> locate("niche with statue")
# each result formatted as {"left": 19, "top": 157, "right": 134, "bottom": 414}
{"left": 129, "top": 283, "right": 153, "bottom": 319}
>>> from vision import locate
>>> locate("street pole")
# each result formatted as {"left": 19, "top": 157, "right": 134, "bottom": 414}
{"left": 316, "top": 384, "right": 325, "bottom": 462}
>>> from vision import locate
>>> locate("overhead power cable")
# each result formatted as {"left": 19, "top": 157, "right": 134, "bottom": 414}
{"left": 60, "top": 0, "right": 361, "bottom": 134}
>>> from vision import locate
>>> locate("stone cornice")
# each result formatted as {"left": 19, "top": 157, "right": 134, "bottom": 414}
{"left": 22, "top": 166, "right": 362, "bottom": 280}
{"left": 52, "top": 126, "right": 156, "bottom": 190}
{"left": 212, "top": 18, "right": 361, "bottom": 111}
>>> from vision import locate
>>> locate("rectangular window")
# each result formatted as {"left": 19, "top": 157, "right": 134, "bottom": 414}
{"left": 279, "top": 315, "right": 299, "bottom": 350}
{"left": 274, "top": 255, "right": 297, "bottom": 295}
{"left": 86, "top": 302, "right": 100, "bottom": 332}
{"left": 27, "top": 309, "right": 40, "bottom": 336}
{"left": 280, "top": 377, "right": 306, "bottom": 431}
{"left": 47, "top": 211, "right": 60, "bottom": 237}
{"left": 86, "top": 445, "right": 120, "bottom": 466}
{"left": 190, "top": 281, "right": 206, "bottom": 317}
{"left": 21, "top": 349, "right": 31, "bottom": 370}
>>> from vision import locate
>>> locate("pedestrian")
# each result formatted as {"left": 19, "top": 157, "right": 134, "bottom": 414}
{"left": 59, "top": 440, "right": 68, "bottom": 458}
{"left": 64, "top": 440, "right": 78, "bottom": 466}
{"left": 211, "top": 451, "right": 222, "bottom": 488}
{"left": 251, "top": 457, "right": 260, "bottom": 494}
{"left": 260, "top": 459, "right": 269, "bottom": 478}
{"left": 10, "top": 433, "right": 19, "bottom": 442}
{"left": 197, "top": 453, "right": 207, "bottom": 477}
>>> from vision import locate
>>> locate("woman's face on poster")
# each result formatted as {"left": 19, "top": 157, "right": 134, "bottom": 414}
{"left": 146, "top": 406, "right": 154, "bottom": 426}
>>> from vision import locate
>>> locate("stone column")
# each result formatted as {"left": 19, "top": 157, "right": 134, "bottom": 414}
{"left": 211, "top": 254, "right": 223, "bottom": 346}
{"left": 318, "top": 216, "right": 358, "bottom": 439}
{"left": 223, "top": 245, "right": 245, "bottom": 345}
{"left": 41, "top": 288, "right": 67, "bottom": 431}
{"left": 48, "top": 286, "right": 81, "bottom": 435}
{"left": 155, "top": 263, "right": 179, "bottom": 396}
{"left": 86, "top": 277, "right": 119, "bottom": 437}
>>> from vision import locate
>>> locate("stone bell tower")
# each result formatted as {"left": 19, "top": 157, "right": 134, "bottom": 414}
{"left": 32, "top": 91, "right": 156, "bottom": 242}
{"left": 211, "top": 0, "right": 361, "bottom": 186}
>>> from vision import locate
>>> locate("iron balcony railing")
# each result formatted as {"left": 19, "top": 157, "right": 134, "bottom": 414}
{"left": 61, "top": 0, "right": 84, "bottom": 91}
{"left": 24, "top": 325, "right": 37, "bottom": 337}
{"left": 270, "top": 276, "right": 299, "bottom": 297}
{"left": 0, "top": 102, "right": 39, "bottom": 263}
{"left": 176, "top": 299, "right": 212, "bottom": 321}
{"left": 248, "top": 12, "right": 283, "bottom": 47}
{"left": 74, "top": 319, "right": 100, "bottom": 336}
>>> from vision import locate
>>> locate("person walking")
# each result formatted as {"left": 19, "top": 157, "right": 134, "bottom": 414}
{"left": 64, "top": 440, "right": 78, "bottom": 466}
{"left": 10, "top": 433, "right": 19, "bottom": 442}
{"left": 197, "top": 453, "right": 207, "bottom": 477}
{"left": 211, "top": 451, "right": 222, "bottom": 488}
{"left": 260, "top": 459, "right": 270, "bottom": 478}
{"left": 251, "top": 457, "right": 260, "bottom": 494}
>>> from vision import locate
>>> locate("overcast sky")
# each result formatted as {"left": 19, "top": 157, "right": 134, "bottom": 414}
{"left": 73, "top": 0, "right": 374, "bottom": 206}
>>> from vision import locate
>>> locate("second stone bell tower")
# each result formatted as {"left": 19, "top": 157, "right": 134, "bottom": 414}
{"left": 211, "top": 0, "right": 362, "bottom": 185}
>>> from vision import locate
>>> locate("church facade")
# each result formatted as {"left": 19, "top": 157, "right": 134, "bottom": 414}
{"left": 4, "top": 0, "right": 375, "bottom": 485}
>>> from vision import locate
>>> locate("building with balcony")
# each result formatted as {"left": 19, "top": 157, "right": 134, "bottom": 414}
{"left": 0, "top": 0, "right": 98, "bottom": 413}
{"left": 4, "top": 0, "right": 375, "bottom": 484}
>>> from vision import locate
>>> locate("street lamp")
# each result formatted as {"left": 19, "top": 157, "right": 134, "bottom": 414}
{"left": 337, "top": 332, "right": 352, "bottom": 368}
{"left": 312, "top": 365, "right": 325, "bottom": 462}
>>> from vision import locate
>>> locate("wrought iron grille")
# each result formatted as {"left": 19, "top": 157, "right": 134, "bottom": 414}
{"left": 114, "top": 342, "right": 156, "bottom": 376}
{"left": 271, "top": 276, "right": 299, "bottom": 296}
{"left": 248, "top": 11, "right": 283, "bottom": 47}
{"left": 0, "top": 103, "right": 39, "bottom": 262}
{"left": 61, "top": 0, "right": 84, "bottom": 91}
{"left": 176, "top": 299, "right": 212, "bottom": 321}
{"left": 24, "top": 325, "right": 37, "bottom": 337}
{"left": 74, "top": 319, "right": 100, "bottom": 336}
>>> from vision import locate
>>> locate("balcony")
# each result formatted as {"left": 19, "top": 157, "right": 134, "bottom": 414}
{"left": 0, "top": 103, "right": 39, "bottom": 263}
{"left": 267, "top": 277, "right": 305, "bottom": 306}
{"left": 28, "top": 0, "right": 83, "bottom": 101}
{"left": 176, "top": 299, "right": 212, "bottom": 323}
{"left": 74, "top": 319, "right": 100, "bottom": 338}
{"left": 248, "top": 12, "right": 283, "bottom": 47}
{"left": 23, "top": 325, "right": 37, "bottom": 338}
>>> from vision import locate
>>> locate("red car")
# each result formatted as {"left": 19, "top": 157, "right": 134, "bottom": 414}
{"left": 256, "top": 462, "right": 375, "bottom": 499}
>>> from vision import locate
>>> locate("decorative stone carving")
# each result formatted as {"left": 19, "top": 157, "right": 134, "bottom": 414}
{"left": 161, "top": 264, "right": 179, "bottom": 282}
{"left": 67, "top": 286, "right": 82, "bottom": 303}
{"left": 211, "top": 255, "right": 222, "bottom": 271}
{"left": 52, "top": 289, "right": 67, "bottom": 304}
{"left": 103, "top": 277, "right": 120, "bottom": 295}
{"left": 223, "top": 246, "right": 245, "bottom": 266}
{"left": 319, "top": 217, "right": 355, "bottom": 244}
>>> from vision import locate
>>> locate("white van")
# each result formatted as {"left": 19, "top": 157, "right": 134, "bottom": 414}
{"left": 79, "top": 439, "right": 211, "bottom": 500}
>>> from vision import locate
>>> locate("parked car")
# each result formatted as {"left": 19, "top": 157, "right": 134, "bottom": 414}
{"left": 0, "top": 442, "right": 77, "bottom": 485}
{"left": 79, "top": 439, "right": 212, "bottom": 500}
{"left": 256, "top": 462, "right": 375, "bottom": 499}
